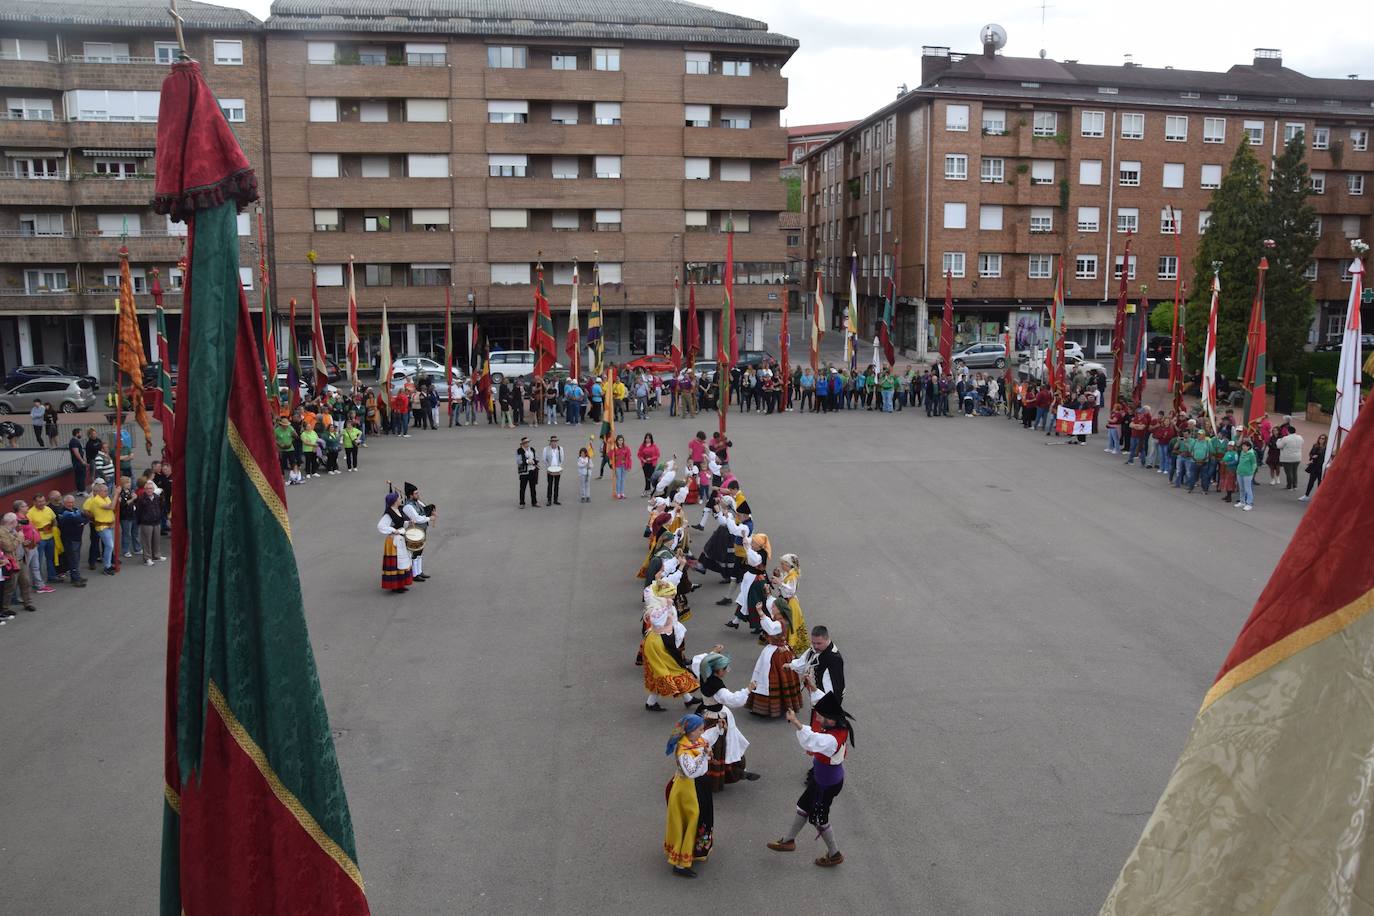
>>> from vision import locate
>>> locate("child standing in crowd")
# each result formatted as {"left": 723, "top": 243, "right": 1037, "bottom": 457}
{"left": 1219, "top": 442, "right": 1239, "bottom": 504}
{"left": 578, "top": 447, "right": 593, "bottom": 503}
{"left": 323, "top": 422, "right": 342, "bottom": 475}
{"left": 1236, "top": 439, "right": 1258, "bottom": 511}
{"left": 342, "top": 418, "right": 363, "bottom": 472}
{"left": 300, "top": 423, "right": 320, "bottom": 478}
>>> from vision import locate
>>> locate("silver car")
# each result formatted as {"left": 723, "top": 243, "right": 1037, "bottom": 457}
{"left": 949, "top": 341, "right": 1010, "bottom": 370}
{"left": 0, "top": 376, "right": 97, "bottom": 414}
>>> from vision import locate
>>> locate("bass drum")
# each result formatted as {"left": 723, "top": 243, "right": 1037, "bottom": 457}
{"left": 403, "top": 526, "right": 427, "bottom": 551}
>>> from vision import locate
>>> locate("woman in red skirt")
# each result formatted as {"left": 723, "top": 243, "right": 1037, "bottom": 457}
{"left": 746, "top": 595, "right": 803, "bottom": 718}
{"left": 377, "top": 491, "right": 413, "bottom": 593}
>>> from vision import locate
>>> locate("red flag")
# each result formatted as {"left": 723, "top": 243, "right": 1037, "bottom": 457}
{"left": 879, "top": 241, "right": 898, "bottom": 367}
{"left": 938, "top": 270, "right": 954, "bottom": 374}
{"left": 1239, "top": 257, "right": 1269, "bottom": 425}
{"left": 346, "top": 256, "right": 360, "bottom": 390}
{"left": 1133, "top": 295, "right": 1149, "bottom": 407}
{"left": 1167, "top": 206, "right": 1183, "bottom": 394}
{"left": 1003, "top": 328, "right": 1013, "bottom": 391}
{"left": 724, "top": 222, "right": 738, "bottom": 367}
{"left": 533, "top": 263, "right": 556, "bottom": 376}
{"left": 779, "top": 288, "right": 790, "bottom": 409}
{"left": 565, "top": 262, "right": 580, "bottom": 379}
{"left": 685, "top": 281, "right": 699, "bottom": 366}
{"left": 1109, "top": 235, "right": 1133, "bottom": 409}
{"left": 308, "top": 260, "right": 329, "bottom": 395}
{"left": 670, "top": 275, "right": 683, "bottom": 371}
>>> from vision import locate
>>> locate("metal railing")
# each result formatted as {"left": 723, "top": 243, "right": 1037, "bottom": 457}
{"left": 0, "top": 449, "right": 69, "bottom": 498}
{"left": 63, "top": 55, "right": 161, "bottom": 65}
{"left": 0, "top": 52, "right": 58, "bottom": 62}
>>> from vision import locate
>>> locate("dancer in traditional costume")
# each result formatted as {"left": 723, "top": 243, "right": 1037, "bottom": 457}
{"left": 746, "top": 595, "right": 803, "bottom": 718}
{"left": 766, "top": 695, "right": 854, "bottom": 868}
{"left": 691, "top": 651, "right": 761, "bottom": 789}
{"left": 642, "top": 583, "right": 699, "bottom": 711}
{"left": 377, "top": 490, "right": 412, "bottom": 593}
{"left": 789, "top": 624, "right": 844, "bottom": 713}
{"left": 772, "top": 554, "right": 810, "bottom": 654}
{"left": 663, "top": 713, "right": 715, "bottom": 878}
{"left": 725, "top": 531, "right": 770, "bottom": 631}
{"left": 401, "top": 481, "right": 435, "bottom": 582}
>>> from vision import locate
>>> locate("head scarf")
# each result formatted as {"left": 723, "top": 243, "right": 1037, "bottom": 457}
{"left": 650, "top": 579, "right": 677, "bottom": 600}
{"left": 780, "top": 553, "right": 800, "bottom": 571}
{"left": 666, "top": 714, "right": 706, "bottom": 756}
{"left": 384, "top": 492, "right": 399, "bottom": 509}
{"left": 698, "top": 652, "right": 730, "bottom": 681}
{"left": 751, "top": 532, "right": 772, "bottom": 559}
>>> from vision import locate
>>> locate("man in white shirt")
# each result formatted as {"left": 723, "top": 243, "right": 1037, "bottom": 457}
{"left": 542, "top": 435, "right": 564, "bottom": 506}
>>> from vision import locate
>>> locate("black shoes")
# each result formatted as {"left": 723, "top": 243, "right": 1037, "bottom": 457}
{"left": 672, "top": 867, "right": 698, "bottom": 878}
{"left": 743, "top": 771, "right": 762, "bottom": 781}
{"left": 715, "top": 597, "right": 734, "bottom": 606}
{"left": 645, "top": 702, "right": 666, "bottom": 712}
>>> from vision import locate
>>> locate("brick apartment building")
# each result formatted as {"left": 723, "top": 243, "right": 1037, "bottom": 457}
{"left": 264, "top": 0, "right": 796, "bottom": 373}
{"left": 0, "top": 0, "right": 265, "bottom": 381}
{"left": 802, "top": 40, "right": 1374, "bottom": 362}
{"left": 781, "top": 120, "right": 855, "bottom": 176}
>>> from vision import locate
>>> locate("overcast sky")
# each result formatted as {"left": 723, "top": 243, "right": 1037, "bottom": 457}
{"left": 228, "top": 0, "right": 1370, "bottom": 126}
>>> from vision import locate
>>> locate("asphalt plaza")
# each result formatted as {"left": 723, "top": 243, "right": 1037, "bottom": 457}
{"left": 0, "top": 403, "right": 1305, "bottom": 914}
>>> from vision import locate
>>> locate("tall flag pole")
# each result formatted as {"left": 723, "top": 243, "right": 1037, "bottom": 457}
{"left": 444, "top": 285, "right": 454, "bottom": 426}
{"left": 939, "top": 269, "right": 954, "bottom": 376}
{"left": 1003, "top": 325, "right": 1013, "bottom": 394}
{"left": 1324, "top": 242, "right": 1366, "bottom": 470}
{"left": 1132, "top": 286, "right": 1149, "bottom": 407}
{"left": 1048, "top": 258, "right": 1068, "bottom": 392}
{"left": 1201, "top": 263, "right": 1221, "bottom": 431}
{"left": 588, "top": 255, "right": 604, "bottom": 376}
{"left": 779, "top": 279, "right": 790, "bottom": 409}
{"left": 1166, "top": 206, "right": 1183, "bottom": 395}
{"left": 378, "top": 298, "right": 391, "bottom": 402}
{"left": 345, "top": 255, "right": 360, "bottom": 392}
{"left": 255, "top": 204, "right": 277, "bottom": 411}
{"left": 845, "top": 249, "right": 859, "bottom": 371}
{"left": 532, "top": 255, "right": 555, "bottom": 377}
{"left": 152, "top": 57, "right": 369, "bottom": 916}
{"left": 717, "top": 224, "right": 737, "bottom": 435}
{"left": 879, "top": 240, "right": 898, "bottom": 367}
{"left": 810, "top": 268, "right": 823, "bottom": 373}
{"left": 151, "top": 270, "right": 176, "bottom": 452}
{"left": 725, "top": 217, "right": 738, "bottom": 367}
{"left": 1099, "top": 386, "right": 1374, "bottom": 914}
{"left": 600, "top": 365, "right": 617, "bottom": 494}
{"left": 1110, "top": 234, "right": 1133, "bottom": 409}
{"left": 670, "top": 272, "right": 683, "bottom": 373}
{"left": 1239, "top": 252, "right": 1270, "bottom": 426}
{"left": 286, "top": 297, "right": 302, "bottom": 411}
{"left": 685, "top": 278, "right": 699, "bottom": 367}
{"left": 117, "top": 237, "right": 152, "bottom": 453}
{"left": 565, "top": 259, "right": 580, "bottom": 380}
{"left": 307, "top": 252, "right": 329, "bottom": 397}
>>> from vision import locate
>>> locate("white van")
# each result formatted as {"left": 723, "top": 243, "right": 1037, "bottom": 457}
{"left": 487, "top": 349, "right": 562, "bottom": 380}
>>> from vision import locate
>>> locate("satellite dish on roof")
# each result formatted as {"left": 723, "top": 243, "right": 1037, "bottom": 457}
{"left": 980, "top": 23, "right": 1008, "bottom": 51}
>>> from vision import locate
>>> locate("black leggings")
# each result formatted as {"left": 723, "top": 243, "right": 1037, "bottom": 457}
{"left": 1305, "top": 466, "right": 1323, "bottom": 495}
{"left": 345, "top": 447, "right": 358, "bottom": 470}
{"left": 642, "top": 462, "right": 655, "bottom": 492}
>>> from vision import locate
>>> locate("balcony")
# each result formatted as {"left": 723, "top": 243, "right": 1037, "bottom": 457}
{"left": 71, "top": 175, "right": 157, "bottom": 206}
{"left": 682, "top": 179, "right": 785, "bottom": 211}
{"left": 483, "top": 68, "right": 625, "bottom": 102}
{"left": 485, "top": 177, "right": 624, "bottom": 209}
{"left": 485, "top": 230, "right": 625, "bottom": 263}
{"left": 0, "top": 56, "right": 62, "bottom": 91}
{"left": 1009, "top": 221, "right": 1061, "bottom": 254}
{"left": 304, "top": 62, "right": 451, "bottom": 98}
{"left": 303, "top": 231, "right": 456, "bottom": 263}
{"left": 63, "top": 57, "right": 167, "bottom": 91}
{"left": 485, "top": 122, "right": 624, "bottom": 156}
{"left": 307, "top": 177, "right": 453, "bottom": 209}
{"left": 0, "top": 176, "right": 74, "bottom": 206}
{"left": 78, "top": 232, "right": 186, "bottom": 261}
{"left": 1317, "top": 235, "right": 1363, "bottom": 261}
{"left": 0, "top": 290, "right": 83, "bottom": 313}
{"left": 683, "top": 231, "right": 785, "bottom": 262}
{"left": 0, "top": 116, "right": 69, "bottom": 146}
{"left": 683, "top": 73, "right": 788, "bottom": 109}
{"left": 1014, "top": 179, "right": 1061, "bottom": 206}
{"left": 67, "top": 119, "right": 159, "bottom": 148}
{"left": 0, "top": 232, "right": 79, "bottom": 261}
{"left": 307, "top": 121, "right": 452, "bottom": 154}
{"left": 682, "top": 126, "right": 786, "bottom": 160}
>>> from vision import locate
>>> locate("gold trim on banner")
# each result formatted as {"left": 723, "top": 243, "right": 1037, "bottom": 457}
{"left": 1202, "top": 584, "right": 1374, "bottom": 711}
{"left": 226, "top": 420, "right": 291, "bottom": 541}
{"left": 165, "top": 782, "right": 181, "bottom": 814}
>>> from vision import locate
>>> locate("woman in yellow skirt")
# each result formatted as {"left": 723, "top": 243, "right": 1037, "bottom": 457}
{"left": 664, "top": 713, "right": 713, "bottom": 878}
{"left": 773, "top": 553, "right": 810, "bottom": 654}
{"left": 642, "top": 587, "right": 700, "bottom": 711}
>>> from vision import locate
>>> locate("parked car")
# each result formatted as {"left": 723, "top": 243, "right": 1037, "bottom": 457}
{"left": 950, "top": 341, "right": 1010, "bottom": 370}
{"left": 486, "top": 349, "right": 563, "bottom": 382}
{"left": 388, "top": 369, "right": 460, "bottom": 400}
{"left": 1146, "top": 335, "right": 1172, "bottom": 362}
{"left": 141, "top": 361, "right": 178, "bottom": 388}
{"left": 391, "top": 355, "right": 464, "bottom": 381}
{"left": 0, "top": 376, "right": 97, "bottom": 414}
{"left": 1015, "top": 340, "right": 1084, "bottom": 364}
{"left": 275, "top": 355, "right": 343, "bottom": 383}
{"left": 622, "top": 354, "right": 677, "bottom": 374}
{"left": 1017, "top": 354, "right": 1106, "bottom": 382}
{"left": 5, "top": 364, "right": 99, "bottom": 390}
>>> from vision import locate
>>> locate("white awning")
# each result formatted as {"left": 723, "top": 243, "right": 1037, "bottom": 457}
{"left": 81, "top": 148, "right": 154, "bottom": 157}
{"left": 5, "top": 149, "right": 63, "bottom": 157}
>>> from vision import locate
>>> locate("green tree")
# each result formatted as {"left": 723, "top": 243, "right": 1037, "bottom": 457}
{"left": 1183, "top": 143, "right": 1268, "bottom": 376}
{"left": 782, "top": 175, "right": 801, "bottom": 212}
{"left": 1264, "top": 135, "right": 1319, "bottom": 372}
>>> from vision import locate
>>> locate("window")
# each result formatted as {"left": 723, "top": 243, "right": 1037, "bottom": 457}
{"left": 1342, "top": 215, "right": 1361, "bottom": 237}
{"left": 887, "top": 115, "right": 895, "bottom": 143}
{"left": 1028, "top": 254, "right": 1052, "bottom": 279}
{"left": 1313, "top": 127, "right": 1330, "bottom": 150}
{"left": 486, "top": 152, "right": 522, "bottom": 175}
{"left": 364, "top": 265, "right": 392, "bottom": 286}
{"left": 863, "top": 172, "right": 870, "bottom": 194}
{"left": 309, "top": 98, "right": 338, "bottom": 122}
{"left": 311, "top": 154, "right": 339, "bottom": 178}
{"left": 1161, "top": 208, "right": 1181, "bottom": 234}
{"left": 360, "top": 155, "right": 390, "bottom": 177}
{"left": 405, "top": 43, "right": 445, "bottom": 66}
{"left": 93, "top": 159, "right": 136, "bottom": 178}
{"left": 1349, "top": 174, "right": 1365, "bottom": 196}
{"left": 1119, "top": 160, "right": 1141, "bottom": 186}
{"left": 945, "top": 104, "right": 969, "bottom": 131}
{"left": 154, "top": 41, "right": 179, "bottom": 64}
{"left": 24, "top": 268, "right": 69, "bottom": 292}
{"left": 409, "top": 264, "right": 451, "bottom": 286}
{"left": 1310, "top": 172, "right": 1326, "bottom": 194}
{"left": 978, "top": 253, "right": 1002, "bottom": 278}
{"left": 1164, "top": 115, "right": 1188, "bottom": 141}
{"left": 6, "top": 97, "right": 54, "bottom": 120}
{"left": 1158, "top": 256, "right": 1178, "bottom": 280}
{"left": 551, "top": 156, "right": 579, "bottom": 179}
{"left": 597, "top": 209, "right": 623, "bottom": 231}
{"left": 1029, "top": 208, "right": 1053, "bottom": 233}
{"left": 684, "top": 210, "right": 708, "bottom": 230}
{"left": 979, "top": 205, "right": 1003, "bottom": 231}
{"left": 982, "top": 108, "right": 1006, "bottom": 134}
{"left": 489, "top": 209, "right": 528, "bottom": 229}
{"left": 684, "top": 104, "right": 711, "bottom": 127}
{"left": 720, "top": 107, "right": 750, "bottom": 129}
{"left": 487, "top": 100, "right": 528, "bottom": 124}
{"left": 82, "top": 41, "right": 129, "bottom": 62}
{"left": 219, "top": 98, "right": 245, "bottom": 122}
{"left": 359, "top": 100, "right": 388, "bottom": 122}
{"left": 1113, "top": 255, "right": 1137, "bottom": 280}
{"left": 1121, "top": 113, "right": 1144, "bottom": 139}
{"left": 551, "top": 210, "right": 580, "bottom": 230}
{"left": 1081, "top": 110, "right": 1105, "bottom": 138}
{"left": 945, "top": 154, "right": 968, "bottom": 180}
{"left": 406, "top": 154, "right": 448, "bottom": 177}
{"left": 18, "top": 213, "right": 64, "bottom": 236}
{"left": 1075, "top": 255, "right": 1098, "bottom": 280}
{"left": 313, "top": 208, "right": 340, "bottom": 231}
{"left": 980, "top": 157, "right": 1004, "bottom": 183}
{"left": 487, "top": 46, "right": 527, "bottom": 69}
{"left": 1313, "top": 215, "right": 1323, "bottom": 235}
{"left": 1203, "top": 117, "right": 1226, "bottom": 144}
{"left": 213, "top": 40, "right": 243, "bottom": 65}
{"left": 96, "top": 213, "right": 140, "bottom": 236}
{"left": 1077, "top": 206, "right": 1100, "bottom": 232}
{"left": 316, "top": 264, "right": 344, "bottom": 286}
{"left": 1032, "top": 111, "right": 1057, "bottom": 136}
{"left": 594, "top": 102, "right": 621, "bottom": 125}
{"left": 1200, "top": 164, "right": 1222, "bottom": 189}
{"left": 1117, "top": 207, "right": 1139, "bottom": 233}
{"left": 595, "top": 155, "right": 622, "bottom": 179}
{"left": 1342, "top": 262, "right": 1355, "bottom": 282}
{"left": 1162, "top": 163, "right": 1184, "bottom": 188}
{"left": 1079, "top": 159, "right": 1102, "bottom": 185}
{"left": 65, "top": 88, "right": 159, "bottom": 121}
{"left": 684, "top": 157, "right": 710, "bottom": 180}
{"left": 1243, "top": 120, "right": 1264, "bottom": 145}
{"left": 1355, "top": 129, "right": 1371, "bottom": 151}
{"left": 236, "top": 212, "right": 251, "bottom": 236}
{"left": 406, "top": 99, "right": 446, "bottom": 122}
{"left": 1198, "top": 211, "right": 1212, "bottom": 233}
{"left": 1284, "top": 122, "right": 1305, "bottom": 143}
{"left": 786, "top": 233, "right": 800, "bottom": 247}
{"left": 1031, "top": 160, "right": 1054, "bottom": 184}
{"left": 593, "top": 48, "right": 620, "bottom": 71}
{"left": 491, "top": 263, "right": 532, "bottom": 285}
{"left": 685, "top": 51, "right": 711, "bottom": 74}
{"left": 550, "top": 102, "right": 579, "bottom": 125}
{"left": 307, "top": 41, "right": 336, "bottom": 64}
{"left": 941, "top": 252, "right": 965, "bottom": 278}
{"left": 1303, "top": 261, "right": 1318, "bottom": 280}
{"left": 885, "top": 164, "right": 892, "bottom": 188}
{"left": 239, "top": 267, "right": 254, "bottom": 290}
{"left": 885, "top": 208, "right": 892, "bottom": 231}
{"left": 717, "top": 212, "right": 749, "bottom": 233}
{"left": 551, "top": 54, "right": 577, "bottom": 71}
{"left": 1, "top": 38, "right": 50, "bottom": 60}
{"left": 943, "top": 202, "right": 967, "bottom": 229}
{"left": 720, "top": 60, "right": 751, "bottom": 76}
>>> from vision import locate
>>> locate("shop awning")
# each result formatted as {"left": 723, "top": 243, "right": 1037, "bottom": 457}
{"left": 80, "top": 149, "right": 155, "bottom": 157}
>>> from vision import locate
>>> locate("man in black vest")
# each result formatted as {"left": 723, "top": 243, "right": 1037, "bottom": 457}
{"left": 789, "top": 625, "right": 844, "bottom": 714}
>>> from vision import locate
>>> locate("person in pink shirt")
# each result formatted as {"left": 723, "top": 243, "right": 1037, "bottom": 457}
{"left": 637, "top": 433, "right": 661, "bottom": 495}
{"left": 611, "top": 435, "right": 633, "bottom": 499}
{"left": 688, "top": 430, "right": 707, "bottom": 466}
